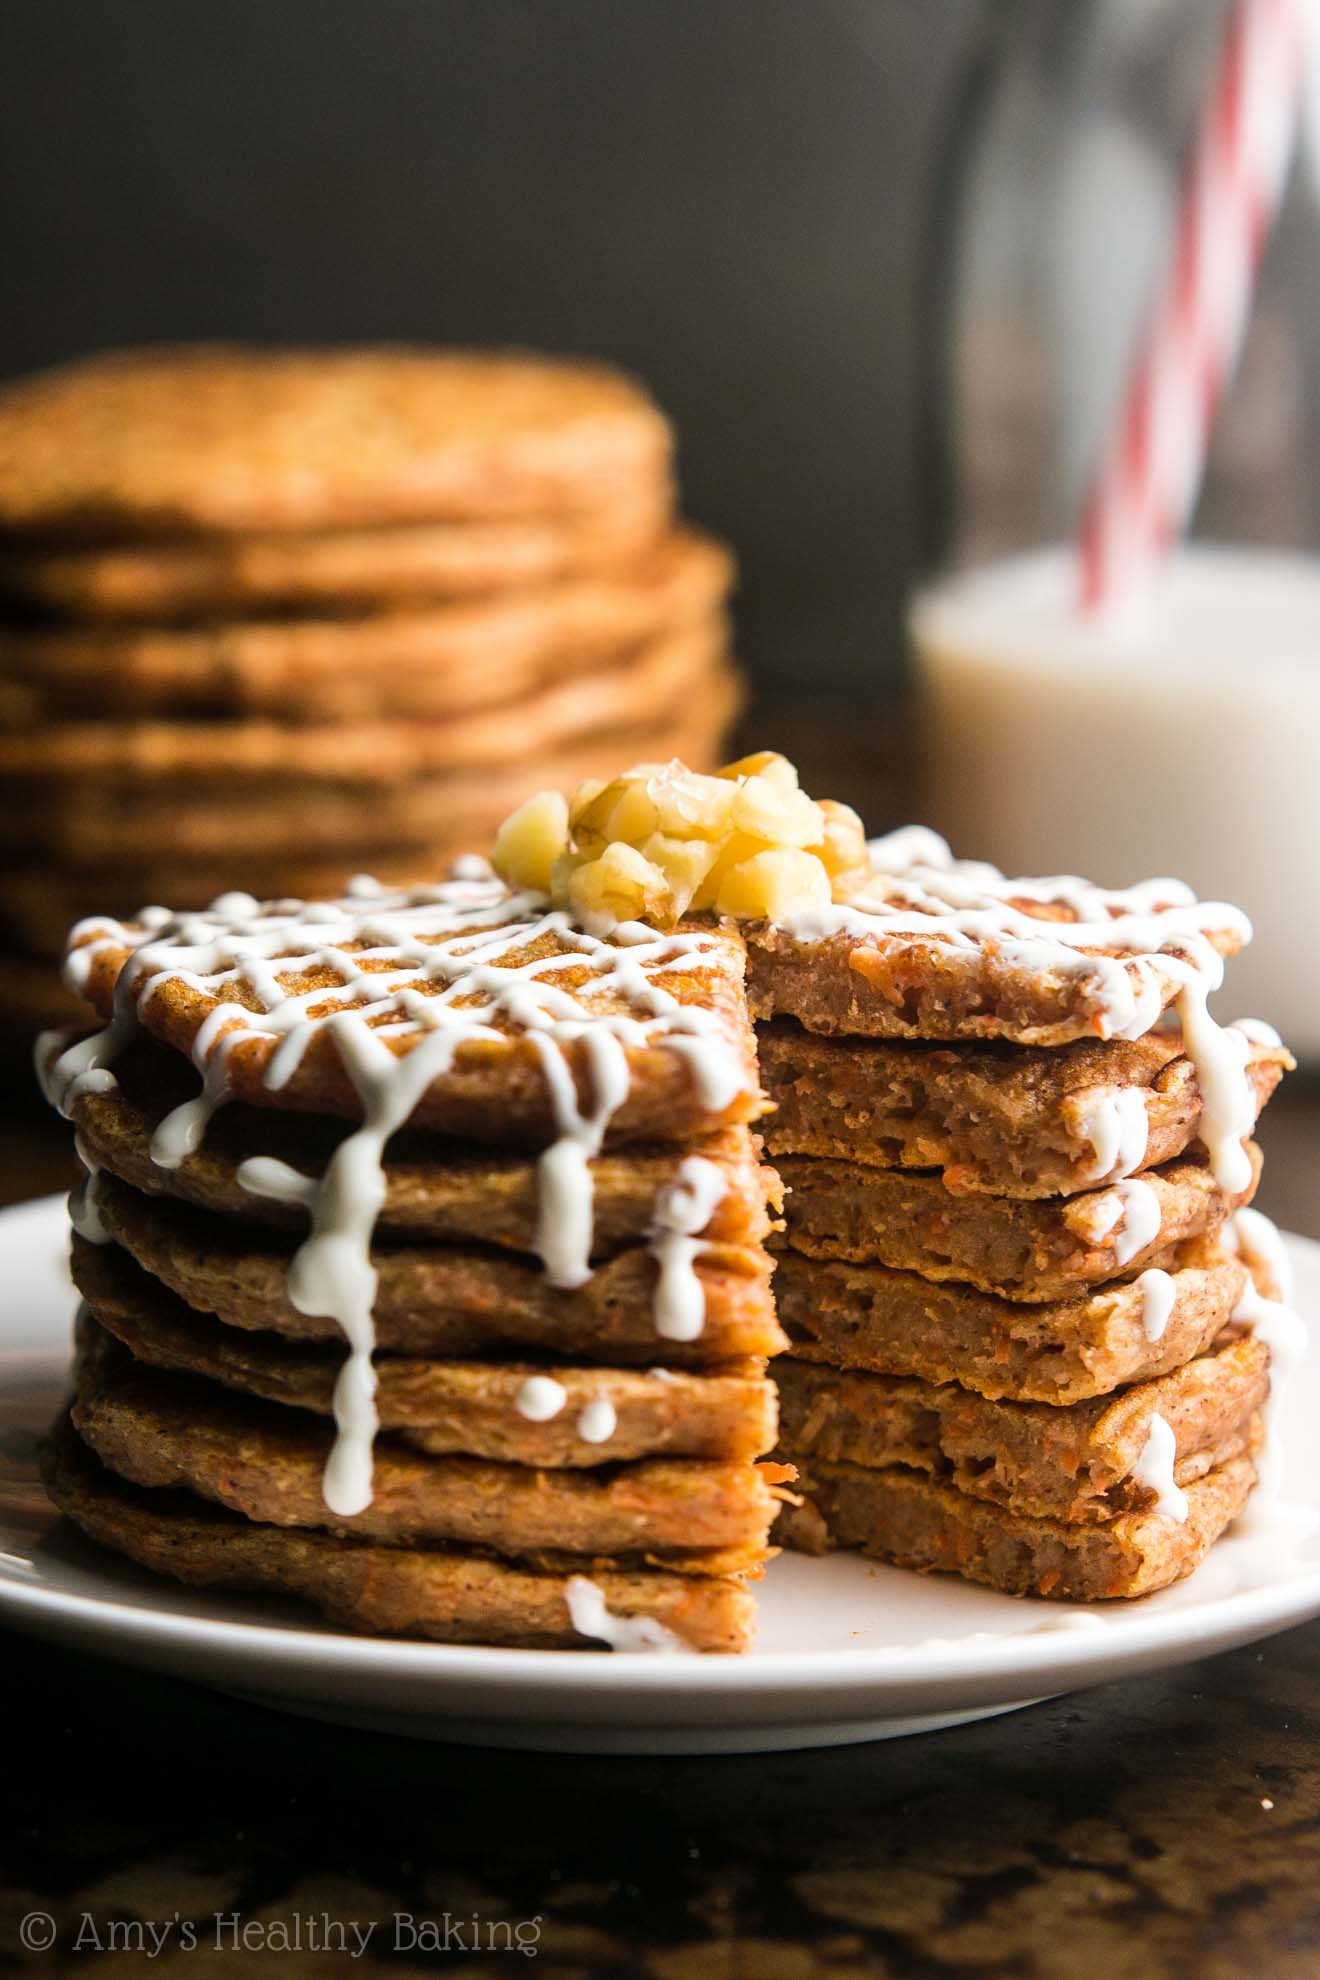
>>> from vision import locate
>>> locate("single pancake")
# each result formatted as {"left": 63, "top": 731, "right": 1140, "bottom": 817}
{"left": 774, "top": 1239, "right": 1258, "bottom": 1402}
{"left": 0, "top": 491, "right": 672, "bottom": 621}
{"left": 0, "top": 532, "right": 730, "bottom": 725}
{"left": 774, "top": 1144, "right": 1260, "bottom": 1301}
{"left": 84, "top": 1282, "right": 777, "bottom": 1466}
{"left": 71, "top": 1323, "right": 785, "bottom": 1570}
{"left": 63, "top": 875, "right": 763, "bottom": 1144}
{"left": 0, "top": 346, "right": 672, "bottom": 535}
{"left": 776, "top": 1333, "right": 1268, "bottom": 1522}
{"left": 10, "top": 676, "right": 742, "bottom": 862}
{"left": 61, "top": 1037, "right": 779, "bottom": 1250}
{"left": 778, "top": 1449, "right": 1258, "bottom": 1600}
{"left": 744, "top": 830, "right": 1248, "bottom": 1047}
{"left": 43, "top": 1419, "right": 755, "bottom": 1650}
{"left": 74, "top": 1217, "right": 785, "bottom": 1368}
{"left": 758, "top": 1018, "right": 1288, "bottom": 1196}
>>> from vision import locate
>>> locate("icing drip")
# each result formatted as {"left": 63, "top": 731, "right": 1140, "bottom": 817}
{"left": 1232, "top": 1204, "right": 1295, "bottom": 1304}
{"left": 1231, "top": 1017, "right": 1283, "bottom": 1049}
{"left": 1080, "top": 1086, "right": 1150, "bottom": 1183}
{"left": 235, "top": 1156, "right": 318, "bottom": 1209}
{"left": 647, "top": 1156, "right": 728, "bottom": 1342}
{"left": 532, "top": 1026, "right": 631, "bottom": 1288}
{"left": 564, "top": 1575, "right": 687, "bottom": 1653}
{"left": 1175, "top": 979, "right": 1255, "bottom": 1193}
{"left": 807, "top": 832, "right": 1257, "bottom": 1191}
{"left": 1228, "top": 1210, "right": 1307, "bottom": 1515}
{"left": 1109, "top": 1178, "right": 1162, "bottom": 1269}
{"left": 69, "top": 1136, "right": 109, "bottom": 1246}
{"left": 1089, "top": 1193, "right": 1125, "bottom": 1240}
{"left": 1132, "top": 1412, "right": 1189, "bottom": 1522}
{"left": 576, "top": 1397, "right": 617, "bottom": 1445}
{"left": 515, "top": 1375, "right": 567, "bottom": 1422}
{"left": 149, "top": 1020, "right": 238, "bottom": 1171}
{"left": 43, "top": 876, "right": 744, "bottom": 1515}
{"left": 1136, "top": 1267, "right": 1177, "bottom": 1343}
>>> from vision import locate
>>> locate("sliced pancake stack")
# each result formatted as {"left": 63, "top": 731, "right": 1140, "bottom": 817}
{"left": 41, "top": 872, "right": 786, "bottom": 1650}
{"left": 36, "top": 755, "right": 1305, "bottom": 1646}
{"left": 0, "top": 345, "right": 741, "bottom": 1059}
{"left": 745, "top": 829, "right": 1300, "bottom": 1600}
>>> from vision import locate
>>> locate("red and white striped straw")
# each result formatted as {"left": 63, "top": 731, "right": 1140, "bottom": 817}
{"left": 1079, "top": 0, "right": 1310, "bottom": 613}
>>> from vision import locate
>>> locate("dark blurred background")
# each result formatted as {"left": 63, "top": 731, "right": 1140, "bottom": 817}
{"left": 0, "top": 0, "right": 975, "bottom": 704}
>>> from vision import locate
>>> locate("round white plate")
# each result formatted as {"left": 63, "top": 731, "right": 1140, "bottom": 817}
{"left": 2, "top": 1193, "right": 1319, "bottom": 1754}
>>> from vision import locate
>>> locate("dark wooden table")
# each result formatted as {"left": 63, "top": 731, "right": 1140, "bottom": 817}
{"left": 3, "top": 1079, "right": 1318, "bottom": 1977}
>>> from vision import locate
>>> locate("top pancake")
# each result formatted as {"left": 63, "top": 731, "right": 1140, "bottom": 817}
{"left": 0, "top": 346, "right": 671, "bottom": 539}
{"left": 58, "top": 872, "right": 763, "bottom": 1144}
{"left": 746, "top": 828, "right": 1250, "bottom": 1046}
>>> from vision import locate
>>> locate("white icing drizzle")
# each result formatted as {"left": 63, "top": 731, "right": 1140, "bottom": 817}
{"left": 235, "top": 1155, "right": 318, "bottom": 1209}
{"left": 1109, "top": 1178, "right": 1163, "bottom": 1269}
{"left": 148, "top": 1039, "right": 234, "bottom": 1172}
{"left": 647, "top": 1155, "right": 728, "bottom": 1342}
{"left": 809, "top": 832, "right": 1256, "bottom": 1190}
{"left": 1232, "top": 1204, "right": 1295, "bottom": 1305}
{"left": 1175, "top": 980, "right": 1255, "bottom": 1194}
{"left": 1088, "top": 1192, "right": 1125, "bottom": 1240}
{"left": 564, "top": 1575, "right": 688, "bottom": 1653}
{"left": 1228, "top": 1210, "right": 1308, "bottom": 1515}
{"left": 576, "top": 1396, "right": 618, "bottom": 1445}
{"left": 69, "top": 1135, "right": 109, "bottom": 1246}
{"left": 42, "top": 876, "right": 744, "bottom": 1516}
{"left": 1132, "top": 1412, "right": 1189, "bottom": 1522}
{"left": 1079, "top": 1085, "right": 1150, "bottom": 1183}
{"left": 515, "top": 1375, "right": 567, "bottom": 1422}
{"left": 1136, "top": 1268, "right": 1177, "bottom": 1343}
{"left": 532, "top": 1027, "right": 631, "bottom": 1288}
{"left": 1231, "top": 1016, "right": 1283, "bottom": 1048}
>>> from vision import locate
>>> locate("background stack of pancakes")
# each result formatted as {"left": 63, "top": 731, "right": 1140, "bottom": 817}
{"left": 0, "top": 345, "right": 741, "bottom": 1064}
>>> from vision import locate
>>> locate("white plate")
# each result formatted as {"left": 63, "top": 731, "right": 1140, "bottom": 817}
{"left": 2, "top": 1193, "right": 1319, "bottom": 1754}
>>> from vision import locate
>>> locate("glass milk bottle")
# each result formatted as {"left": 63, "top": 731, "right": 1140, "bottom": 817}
{"left": 913, "top": 0, "right": 1320, "bottom": 1053}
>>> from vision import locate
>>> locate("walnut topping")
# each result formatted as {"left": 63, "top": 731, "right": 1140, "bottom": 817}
{"left": 492, "top": 752, "right": 869, "bottom": 927}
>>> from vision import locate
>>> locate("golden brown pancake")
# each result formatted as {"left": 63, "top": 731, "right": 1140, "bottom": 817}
{"left": 0, "top": 345, "right": 672, "bottom": 536}
{"left": 0, "top": 490, "right": 673, "bottom": 620}
{"left": 774, "top": 1239, "right": 1255, "bottom": 1403}
{"left": 758, "top": 1018, "right": 1288, "bottom": 1197}
{"left": 774, "top": 1144, "right": 1261, "bottom": 1301}
{"left": 778, "top": 1448, "right": 1258, "bottom": 1601}
{"left": 0, "top": 531, "right": 731, "bottom": 724}
{"left": 776, "top": 1333, "right": 1267, "bottom": 1522}
{"left": 62, "top": 1038, "right": 779, "bottom": 1249}
{"left": 746, "top": 912, "right": 1246, "bottom": 1048}
{"left": 43, "top": 1418, "right": 757, "bottom": 1650}
{"left": 74, "top": 1208, "right": 786, "bottom": 1368}
{"left": 71, "top": 1319, "right": 783, "bottom": 1570}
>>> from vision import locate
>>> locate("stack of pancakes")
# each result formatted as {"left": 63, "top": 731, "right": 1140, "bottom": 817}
{"left": 745, "top": 831, "right": 1298, "bottom": 1600}
{"left": 0, "top": 345, "right": 740, "bottom": 1058}
{"left": 37, "top": 767, "right": 1303, "bottom": 1646}
{"left": 42, "top": 873, "right": 786, "bottom": 1651}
